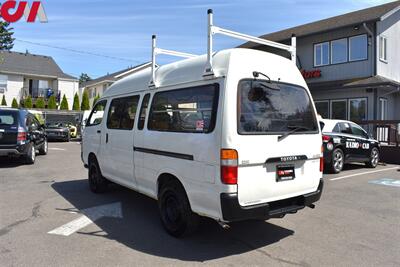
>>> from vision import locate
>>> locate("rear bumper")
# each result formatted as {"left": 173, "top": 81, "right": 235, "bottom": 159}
{"left": 0, "top": 144, "right": 29, "bottom": 156}
{"left": 220, "top": 179, "right": 324, "bottom": 222}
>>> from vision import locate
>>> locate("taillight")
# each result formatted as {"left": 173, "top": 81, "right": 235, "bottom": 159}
{"left": 221, "top": 149, "right": 238, "bottom": 185}
{"left": 320, "top": 145, "right": 324, "bottom": 172}
{"left": 322, "top": 135, "right": 330, "bottom": 142}
{"left": 17, "top": 131, "right": 27, "bottom": 142}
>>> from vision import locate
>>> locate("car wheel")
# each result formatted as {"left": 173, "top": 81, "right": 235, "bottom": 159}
{"left": 88, "top": 158, "right": 107, "bottom": 193}
{"left": 158, "top": 179, "right": 199, "bottom": 237}
{"left": 39, "top": 139, "right": 48, "bottom": 155}
{"left": 366, "top": 147, "right": 379, "bottom": 168}
{"left": 25, "top": 143, "right": 36, "bottom": 164}
{"left": 330, "top": 148, "right": 344, "bottom": 174}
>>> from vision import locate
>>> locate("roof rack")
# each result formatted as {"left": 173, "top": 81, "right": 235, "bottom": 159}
{"left": 149, "top": 9, "right": 296, "bottom": 87}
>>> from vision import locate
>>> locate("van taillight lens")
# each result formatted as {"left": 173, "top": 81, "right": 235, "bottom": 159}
{"left": 320, "top": 145, "right": 324, "bottom": 172}
{"left": 17, "top": 131, "right": 27, "bottom": 142}
{"left": 221, "top": 149, "right": 238, "bottom": 185}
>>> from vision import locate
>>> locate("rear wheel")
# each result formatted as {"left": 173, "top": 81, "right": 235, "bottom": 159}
{"left": 158, "top": 179, "right": 199, "bottom": 237}
{"left": 366, "top": 147, "right": 379, "bottom": 168}
{"left": 330, "top": 148, "right": 344, "bottom": 174}
{"left": 38, "top": 139, "right": 48, "bottom": 155}
{"left": 88, "top": 158, "right": 108, "bottom": 193}
{"left": 25, "top": 143, "right": 36, "bottom": 164}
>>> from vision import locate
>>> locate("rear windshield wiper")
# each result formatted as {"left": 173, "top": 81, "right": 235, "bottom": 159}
{"left": 278, "top": 125, "right": 314, "bottom": 142}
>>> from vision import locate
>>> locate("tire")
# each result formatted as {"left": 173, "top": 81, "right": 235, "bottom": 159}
{"left": 38, "top": 139, "right": 48, "bottom": 155}
{"left": 88, "top": 158, "right": 108, "bottom": 193}
{"left": 158, "top": 179, "right": 199, "bottom": 237}
{"left": 366, "top": 147, "right": 379, "bottom": 168}
{"left": 25, "top": 143, "right": 36, "bottom": 164}
{"left": 329, "top": 148, "right": 344, "bottom": 174}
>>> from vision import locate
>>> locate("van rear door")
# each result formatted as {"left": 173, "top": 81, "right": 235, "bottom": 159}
{"left": 234, "top": 80, "right": 322, "bottom": 206}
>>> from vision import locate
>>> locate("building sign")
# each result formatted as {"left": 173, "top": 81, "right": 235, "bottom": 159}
{"left": 301, "top": 69, "right": 321, "bottom": 79}
{"left": 0, "top": 0, "right": 48, "bottom": 23}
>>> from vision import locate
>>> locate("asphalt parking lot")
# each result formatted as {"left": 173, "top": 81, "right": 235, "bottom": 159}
{"left": 1, "top": 142, "right": 399, "bottom": 266}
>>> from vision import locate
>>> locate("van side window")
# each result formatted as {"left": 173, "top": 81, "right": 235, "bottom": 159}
{"left": 87, "top": 100, "right": 107, "bottom": 126}
{"left": 107, "top": 95, "right": 140, "bottom": 130}
{"left": 148, "top": 84, "right": 219, "bottom": 133}
{"left": 138, "top": 93, "right": 150, "bottom": 130}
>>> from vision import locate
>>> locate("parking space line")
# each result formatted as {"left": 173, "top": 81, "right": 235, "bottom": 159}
{"left": 330, "top": 167, "right": 399, "bottom": 181}
{"left": 49, "top": 148, "right": 66, "bottom": 151}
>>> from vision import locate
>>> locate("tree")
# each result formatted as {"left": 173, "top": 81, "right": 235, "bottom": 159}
{"left": 1, "top": 95, "right": 6, "bottom": 106}
{"left": 72, "top": 93, "right": 80, "bottom": 110}
{"left": 79, "top": 73, "right": 91, "bottom": 85}
{"left": 35, "top": 97, "right": 45, "bottom": 109}
{"left": 60, "top": 94, "right": 69, "bottom": 110}
{"left": 24, "top": 96, "right": 33, "bottom": 108}
{"left": 47, "top": 95, "right": 57, "bottom": 109}
{"left": 11, "top": 98, "right": 18, "bottom": 108}
{"left": 81, "top": 90, "right": 90, "bottom": 110}
{"left": 93, "top": 94, "right": 100, "bottom": 106}
{"left": 0, "top": 4, "right": 15, "bottom": 51}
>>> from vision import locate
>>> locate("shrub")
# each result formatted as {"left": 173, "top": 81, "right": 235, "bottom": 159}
{"left": 35, "top": 97, "right": 45, "bottom": 109}
{"left": 72, "top": 93, "right": 80, "bottom": 111}
{"left": 11, "top": 98, "right": 18, "bottom": 108}
{"left": 1, "top": 95, "right": 6, "bottom": 106}
{"left": 60, "top": 94, "right": 69, "bottom": 110}
{"left": 24, "top": 96, "right": 33, "bottom": 108}
{"left": 47, "top": 95, "right": 57, "bottom": 109}
{"left": 81, "top": 90, "right": 90, "bottom": 111}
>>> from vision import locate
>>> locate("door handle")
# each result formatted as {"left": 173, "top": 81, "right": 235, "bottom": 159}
{"left": 106, "top": 133, "right": 109, "bottom": 143}
{"left": 97, "top": 130, "right": 101, "bottom": 134}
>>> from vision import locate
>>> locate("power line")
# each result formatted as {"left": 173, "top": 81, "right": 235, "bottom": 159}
{"left": 15, "top": 38, "right": 141, "bottom": 63}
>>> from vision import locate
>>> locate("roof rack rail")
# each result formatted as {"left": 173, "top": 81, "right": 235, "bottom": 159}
{"left": 149, "top": 10, "right": 296, "bottom": 87}
{"left": 204, "top": 9, "right": 296, "bottom": 76}
{"left": 149, "top": 35, "right": 198, "bottom": 87}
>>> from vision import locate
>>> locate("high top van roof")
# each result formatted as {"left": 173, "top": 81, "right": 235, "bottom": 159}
{"left": 102, "top": 48, "right": 307, "bottom": 98}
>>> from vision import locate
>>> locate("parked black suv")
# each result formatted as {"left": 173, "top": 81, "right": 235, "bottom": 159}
{"left": 0, "top": 108, "right": 48, "bottom": 164}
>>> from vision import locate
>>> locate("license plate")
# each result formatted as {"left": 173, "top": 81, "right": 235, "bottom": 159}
{"left": 276, "top": 165, "right": 295, "bottom": 182}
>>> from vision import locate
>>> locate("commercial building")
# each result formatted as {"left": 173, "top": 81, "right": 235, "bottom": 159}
{"left": 0, "top": 51, "right": 79, "bottom": 109}
{"left": 242, "top": 1, "right": 400, "bottom": 121}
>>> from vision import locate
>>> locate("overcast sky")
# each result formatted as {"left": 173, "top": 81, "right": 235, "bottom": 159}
{"left": 9, "top": 0, "right": 394, "bottom": 78}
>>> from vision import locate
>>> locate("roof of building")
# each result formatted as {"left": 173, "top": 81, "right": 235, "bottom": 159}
{"left": 81, "top": 62, "right": 152, "bottom": 88}
{"left": 308, "top": 75, "right": 400, "bottom": 91}
{"left": 0, "top": 51, "right": 76, "bottom": 80}
{"left": 102, "top": 48, "right": 306, "bottom": 98}
{"left": 241, "top": 0, "right": 400, "bottom": 47}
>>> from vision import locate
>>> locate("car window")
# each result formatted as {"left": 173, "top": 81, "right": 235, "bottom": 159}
{"left": 107, "top": 95, "right": 140, "bottom": 130}
{"left": 332, "top": 123, "right": 340, "bottom": 133}
{"left": 87, "top": 100, "right": 107, "bottom": 126}
{"left": 339, "top": 122, "right": 352, "bottom": 134}
{"left": 0, "top": 111, "right": 18, "bottom": 128}
{"left": 350, "top": 123, "right": 367, "bottom": 138}
{"left": 148, "top": 84, "right": 219, "bottom": 133}
{"left": 138, "top": 93, "right": 150, "bottom": 130}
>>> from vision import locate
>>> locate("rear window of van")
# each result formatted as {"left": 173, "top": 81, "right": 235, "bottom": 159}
{"left": 238, "top": 80, "right": 318, "bottom": 134}
{"left": 0, "top": 111, "right": 18, "bottom": 128}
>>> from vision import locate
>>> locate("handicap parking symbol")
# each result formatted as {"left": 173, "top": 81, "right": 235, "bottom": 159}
{"left": 368, "top": 178, "right": 400, "bottom": 188}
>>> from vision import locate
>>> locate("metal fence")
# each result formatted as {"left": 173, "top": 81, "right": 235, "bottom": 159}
{"left": 357, "top": 120, "right": 400, "bottom": 147}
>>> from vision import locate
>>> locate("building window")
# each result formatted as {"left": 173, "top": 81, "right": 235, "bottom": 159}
{"left": 314, "top": 42, "right": 330, "bottom": 66}
{"left": 330, "top": 100, "right": 347, "bottom": 120}
{"left": 315, "top": 101, "right": 329, "bottom": 119}
{"left": 349, "top": 34, "right": 367, "bottom": 61}
{"left": 379, "top": 98, "right": 387, "bottom": 120}
{"left": 379, "top": 36, "right": 387, "bottom": 62}
{"left": 331, "top": 38, "right": 348, "bottom": 64}
{"left": 0, "top": 74, "right": 7, "bottom": 93}
{"left": 348, "top": 98, "right": 367, "bottom": 121}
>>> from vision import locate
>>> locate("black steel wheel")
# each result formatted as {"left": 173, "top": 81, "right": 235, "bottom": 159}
{"left": 88, "top": 158, "right": 108, "bottom": 193}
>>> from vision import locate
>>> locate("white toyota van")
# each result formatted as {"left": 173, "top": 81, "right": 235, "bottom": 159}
{"left": 81, "top": 11, "right": 323, "bottom": 237}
